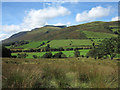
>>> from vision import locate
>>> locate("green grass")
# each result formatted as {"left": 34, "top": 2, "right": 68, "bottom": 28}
{"left": 6, "top": 39, "right": 94, "bottom": 49}
{"left": 5, "top": 46, "right": 11, "bottom": 49}
{"left": 2, "top": 58, "right": 119, "bottom": 88}
{"left": 115, "top": 54, "right": 120, "bottom": 58}
{"left": 109, "top": 25, "right": 119, "bottom": 32}
{"left": 41, "top": 39, "right": 92, "bottom": 48}
{"left": 83, "top": 31, "right": 117, "bottom": 39}
{"left": 14, "top": 40, "right": 48, "bottom": 49}
{"left": 92, "top": 39, "right": 104, "bottom": 45}
{"left": 12, "top": 49, "right": 90, "bottom": 58}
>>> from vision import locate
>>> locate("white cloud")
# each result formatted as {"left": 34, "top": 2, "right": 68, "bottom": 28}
{"left": 52, "top": 22, "right": 71, "bottom": 26}
{"left": 1, "top": 6, "right": 71, "bottom": 41}
{"left": 2, "top": 25, "right": 20, "bottom": 33}
{"left": 22, "top": 6, "right": 71, "bottom": 30}
{"left": 53, "top": 23, "right": 66, "bottom": 26}
{"left": 111, "top": 16, "right": 120, "bottom": 21}
{"left": 0, "top": 34, "right": 9, "bottom": 41}
{"left": 66, "top": 22, "right": 71, "bottom": 26}
{"left": 76, "top": 6, "right": 111, "bottom": 22}
{"left": 45, "top": 3, "right": 52, "bottom": 6}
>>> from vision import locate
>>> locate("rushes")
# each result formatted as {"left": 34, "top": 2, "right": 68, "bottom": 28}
{"left": 2, "top": 58, "right": 119, "bottom": 88}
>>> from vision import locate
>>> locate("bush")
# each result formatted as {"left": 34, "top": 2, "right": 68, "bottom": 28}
{"left": 11, "top": 55, "right": 17, "bottom": 58}
{"left": 18, "top": 53, "right": 28, "bottom": 58}
{"left": 53, "top": 52, "right": 67, "bottom": 58}
{"left": 81, "top": 55, "right": 84, "bottom": 57}
{"left": 42, "top": 52, "right": 52, "bottom": 58}
{"left": 74, "top": 50, "right": 80, "bottom": 57}
{"left": 33, "top": 55, "right": 38, "bottom": 58}
{"left": 86, "top": 56, "right": 89, "bottom": 58}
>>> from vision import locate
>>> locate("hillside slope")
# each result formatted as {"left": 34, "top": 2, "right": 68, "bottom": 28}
{"left": 2, "top": 21, "right": 119, "bottom": 44}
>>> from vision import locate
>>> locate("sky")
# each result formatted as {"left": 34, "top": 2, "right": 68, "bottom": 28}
{"left": 0, "top": 2, "right": 119, "bottom": 41}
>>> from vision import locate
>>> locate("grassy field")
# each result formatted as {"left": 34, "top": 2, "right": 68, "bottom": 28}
{"left": 83, "top": 31, "right": 117, "bottom": 39}
{"left": 6, "top": 38, "right": 117, "bottom": 52}
{"left": 12, "top": 49, "right": 90, "bottom": 58}
{"left": 14, "top": 40, "right": 48, "bottom": 49}
{"left": 2, "top": 58, "right": 119, "bottom": 88}
{"left": 41, "top": 39, "right": 93, "bottom": 48}
{"left": 6, "top": 39, "right": 103, "bottom": 49}
{"left": 109, "top": 25, "right": 119, "bottom": 32}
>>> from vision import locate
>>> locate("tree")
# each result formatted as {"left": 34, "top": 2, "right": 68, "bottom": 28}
{"left": 117, "top": 34, "right": 120, "bottom": 54}
{"left": 86, "top": 48, "right": 99, "bottom": 59}
{"left": 87, "top": 38, "right": 118, "bottom": 60}
{"left": 92, "top": 43, "right": 95, "bottom": 48}
{"left": 53, "top": 52, "right": 66, "bottom": 58}
{"left": 33, "top": 55, "right": 38, "bottom": 58}
{"left": 18, "top": 53, "right": 28, "bottom": 58}
{"left": 42, "top": 52, "right": 52, "bottom": 58}
{"left": 74, "top": 50, "right": 80, "bottom": 57}
{"left": 61, "top": 54, "right": 67, "bottom": 58}
{"left": 100, "top": 38, "right": 117, "bottom": 60}
{"left": 0, "top": 46, "right": 11, "bottom": 57}
{"left": 45, "top": 44, "right": 50, "bottom": 51}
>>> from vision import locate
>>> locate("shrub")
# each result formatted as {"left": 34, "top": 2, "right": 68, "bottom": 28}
{"left": 18, "top": 53, "right": 28, "bottom": 58}
{"left": 74, "top": 50, "right": 80, "bottom": 57}
{"left": 42, "top": 52, "right": 52, "bottom": 58}
{"left": 33, "top": 55, "right": 38, "bottom": 59}
{"left": 86, "top": 56, "right": 89, "bottom": 58}
{"left": 81, "top": 55, "right": 84, "bottom": 57}
{"left": 53, "top": 52, "right": 62, "bottom": 58}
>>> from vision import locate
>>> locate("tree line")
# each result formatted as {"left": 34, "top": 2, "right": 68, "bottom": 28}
{"left": 87, "top": 36, "right": 120, "bottom": 60}
{"left": 11, "top": 46, "right": 92, "bottom": 53}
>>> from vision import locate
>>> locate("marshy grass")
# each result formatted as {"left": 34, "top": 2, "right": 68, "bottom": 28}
{"left": 2, "top": 58, "right": 119, "bottom": 88}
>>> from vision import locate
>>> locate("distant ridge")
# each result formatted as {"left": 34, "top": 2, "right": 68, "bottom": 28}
{"left": 44, "top": 25, "right": 67, "bottom": 28}
{"left": 2, "top": 21, "right": 119, "bottom": 44}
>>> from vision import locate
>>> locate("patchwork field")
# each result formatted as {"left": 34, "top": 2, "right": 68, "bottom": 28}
{"left": 83, "top": 31, "right": 117, "bottom": 39}
{"left": 12, "top": 49, "right": 90, "bottom": 58}
{"left": 6, "top": 39, "right": 104, "bottom": 49}
{"left": 41, "top": 39, "right": 93, "bottom": 48}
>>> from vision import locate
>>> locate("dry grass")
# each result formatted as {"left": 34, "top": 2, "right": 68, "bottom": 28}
{"left": 2, "top": 58, "right": 119, "bottom": 88}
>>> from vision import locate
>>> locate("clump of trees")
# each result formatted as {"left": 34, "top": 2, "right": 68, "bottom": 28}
{"left": 0, "top": 46, "right": 11, "bottom": 57}
{"left": 42, "top": 52, "right": 67, "bottom": 58}
{"left": 42, "top": 52, "right": 52, "bottom": 58}
{"left": 53, "top": 52, "right": 67, "bottom": 58}
{"left": 74, "top": 50, "right": 80, "bottom": 57}
{"left": 87, "top": 37, "right": 119, "bottom": 60}
{"left": 33, "top": 55, "right": 38, "bottom": 59}
{"left": 17, "top": 53, "right": 28, "bottom": 58}
{"left": 10, "top": 40, "right": 29, "bottom": 48}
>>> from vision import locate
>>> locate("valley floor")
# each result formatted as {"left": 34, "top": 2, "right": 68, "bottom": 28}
{"left": 2, "top": 58, "right": 119, "bottom": 88}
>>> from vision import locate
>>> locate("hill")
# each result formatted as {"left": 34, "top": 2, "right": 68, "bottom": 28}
{"left": 2, "top": 21, "right": 119, "bottom": 44}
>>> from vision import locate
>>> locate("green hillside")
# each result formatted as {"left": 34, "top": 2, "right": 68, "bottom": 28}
{"left": 41, "top": 39, "right": 92, "bottom": 48}
{"left": 15, "top": 40, "right": 48, "bottom": 49}
{"left": 6, "top": 39, "right": 103, "bottom": 49}
{"left": 2, "top": 21, "right": 119, "bottom": 44}
{"left": 83, "top": 31, "right": 117, "bottom": 39}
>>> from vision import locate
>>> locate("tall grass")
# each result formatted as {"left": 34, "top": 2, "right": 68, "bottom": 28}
{"left": 2, "top": 58, "right": 119, "bottom": 88}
